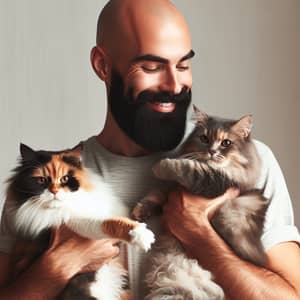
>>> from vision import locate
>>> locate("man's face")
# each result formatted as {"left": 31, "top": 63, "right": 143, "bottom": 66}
{"left": 108, "top": 41, "right": 194, "bottom": 151}
{"left": 99, "top": 7, "right": 194, "bottom": 151}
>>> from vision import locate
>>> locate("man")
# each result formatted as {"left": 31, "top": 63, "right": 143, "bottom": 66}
{"left": 0, "top": 0, "right": 300, "bottom": 299}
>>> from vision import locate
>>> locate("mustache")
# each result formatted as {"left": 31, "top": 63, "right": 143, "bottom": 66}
{"left": 130, "top": 87, "right": 191, "bottom": 105}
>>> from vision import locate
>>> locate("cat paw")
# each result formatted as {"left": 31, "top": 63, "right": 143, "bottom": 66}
{"left": 129, "top": 223, "right": 155, "bottom": 251}
{"left": 132, "top": 203, "right": 149, "bottom": 221}
{"left": 132, "top": 202, "right": 162, "bottom": 222}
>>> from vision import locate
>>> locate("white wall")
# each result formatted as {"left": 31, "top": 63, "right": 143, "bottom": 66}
{"left": 0, "top": 0, "right": 299, "bottom": 227}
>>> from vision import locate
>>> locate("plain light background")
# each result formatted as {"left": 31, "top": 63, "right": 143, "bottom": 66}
{"left": 0, "top": 0, "right": 299, "bottom": 227}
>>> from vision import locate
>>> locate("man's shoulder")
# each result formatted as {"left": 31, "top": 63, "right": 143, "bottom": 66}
{"left": 78, "top": 136, "right": 109, "bottom": 173}
{"left": 252, "top": 139, "right": 288, "bottom": 194}
{"left": 80, "top": 136, "right": 97, "bottom": 150}
{"left": 252, "top": 139, "right": 275, "bottom": 163}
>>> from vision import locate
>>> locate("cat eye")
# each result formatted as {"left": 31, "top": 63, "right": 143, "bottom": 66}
{"left": 199, "top": 135, "right": 209, "bottom": 144}
{"left": 221, "top": 139, "right": 232, "bottom": 147}
{"left": 60, "top": 175, "right": 69, "bottom": 184}
{"left": 36, "top": 177, "right": 47, "bottom": 185}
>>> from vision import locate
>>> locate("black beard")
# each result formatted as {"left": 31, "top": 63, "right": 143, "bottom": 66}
{"left": 108, "top": 71, "right": 192, "bottom": 152}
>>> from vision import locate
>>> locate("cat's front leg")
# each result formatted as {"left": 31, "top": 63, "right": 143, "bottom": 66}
{"left": 152, "top": 158, "right": 197, "bottom": 185}
{"left": 153, "top": 158, "right": 210, "bottom": 191}
{"left": 67, "top": 217, "right": 154, "bottom": 251}
{"left": 101, "top": 217, "right": 155, "bottom": 251}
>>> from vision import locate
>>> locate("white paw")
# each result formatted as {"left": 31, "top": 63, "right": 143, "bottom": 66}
{"left": 129, "top": 223, "right": 155, "bottom": 251}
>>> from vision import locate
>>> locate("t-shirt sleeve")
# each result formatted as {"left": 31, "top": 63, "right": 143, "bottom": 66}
{"left": 254, "top": 140, "right": 300, "bottom": 250}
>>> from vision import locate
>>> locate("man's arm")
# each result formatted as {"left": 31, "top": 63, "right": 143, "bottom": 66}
{"left": 163, "top": 189, "right": 300, "bottom": 300}
{"left": 0, "top": 227, "right": 119, "bottom": 300}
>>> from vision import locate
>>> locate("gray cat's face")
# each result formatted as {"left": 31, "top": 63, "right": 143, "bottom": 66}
{"left": 183, "top": 126, "right": 236, "bottom": 162}
{"left": 181, "top": 107, "right": 252, "bottom": 166}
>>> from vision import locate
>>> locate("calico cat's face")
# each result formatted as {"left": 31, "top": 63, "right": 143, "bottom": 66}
{"left": 12, "top": 144, "right": 92, "bottom": 208}
{"left": 181, "top": 106, "right": 252, "bottom": 167}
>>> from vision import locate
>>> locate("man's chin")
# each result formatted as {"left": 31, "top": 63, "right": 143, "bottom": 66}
{"left": 133, "top": 122, "right": 186, "bottom": 152}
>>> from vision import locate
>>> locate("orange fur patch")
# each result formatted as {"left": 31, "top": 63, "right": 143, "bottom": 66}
{"left": 32, "top": 153, "right": 93, "bottom": 192}
{"left": 101, "top": 218, "right": 139, "bottom": 242}
{"left": 120, "top": 290, "right": 132, "bottom": 300}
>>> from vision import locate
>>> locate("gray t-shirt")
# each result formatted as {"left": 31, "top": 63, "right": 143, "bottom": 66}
{"left": 82, "top": 137, "right": 173, "bottom": 299}
{"left": 1, "top": 136, "right": 299, "bottom": 299}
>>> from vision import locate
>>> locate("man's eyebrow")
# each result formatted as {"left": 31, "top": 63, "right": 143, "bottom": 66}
{"left": 179, "top": 50, "right": 195, "bottom": 62}
{"left": 131, "top": 55, "right": 168, "bottom": 64}
{"left": 131, "top": 49, "right": 195, "bottom": 64}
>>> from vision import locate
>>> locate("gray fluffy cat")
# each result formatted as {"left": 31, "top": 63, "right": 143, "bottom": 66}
{"left": 133, "top": 106, "right": 269, "bottom": 300}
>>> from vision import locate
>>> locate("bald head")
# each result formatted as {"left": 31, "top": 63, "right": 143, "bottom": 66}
{"left": 96, "top": 0, "right": 191, "bottom": 64}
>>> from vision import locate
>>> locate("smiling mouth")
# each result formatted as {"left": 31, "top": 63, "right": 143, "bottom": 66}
{"left": 146, "top": 102, "right": 176, "bottom": 113}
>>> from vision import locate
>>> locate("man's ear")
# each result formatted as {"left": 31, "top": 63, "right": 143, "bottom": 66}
{"left": 90, "top": 46, "right": 110, "bottom": 81}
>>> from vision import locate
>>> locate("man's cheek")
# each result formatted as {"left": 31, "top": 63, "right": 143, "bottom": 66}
{"left": 178, "top": 70, "right": 192, "bottom": 89}
{"left": 127, "top": 74, "right": 162, "bottom": 99}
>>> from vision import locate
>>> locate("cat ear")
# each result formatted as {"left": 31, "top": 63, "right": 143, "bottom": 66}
{"left": 192, "top": 104, "right": 201, "bottom": 114}
{"left": 69, "top": 143, "right": 82, "bottom": 158}
{"left": 20, "top": 143, "right": 36, "bottom": 161}
{"left": 232, "top": 115, "right": 253, "bottom": 138}
{"left": 66, "top": 143, "right": 83, "bottom": 166}
{"left": 192, "top": 105, "right": 208, "bottom": 124}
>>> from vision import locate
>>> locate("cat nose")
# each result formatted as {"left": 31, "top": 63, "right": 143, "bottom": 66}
{"left": 209, "top": 149, "right": 217, "bottom": 155}
{"left": 49, "top": 186, "right": 59, "bottom": 195}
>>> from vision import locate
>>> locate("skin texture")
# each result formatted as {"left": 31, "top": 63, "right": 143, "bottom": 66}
{"left": 0, "top": 0, "right": 300, "bottom": 299}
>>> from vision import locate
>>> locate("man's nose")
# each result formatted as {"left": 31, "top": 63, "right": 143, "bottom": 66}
{"left": 160, "top": 68, "right": 182, "bottom": 95}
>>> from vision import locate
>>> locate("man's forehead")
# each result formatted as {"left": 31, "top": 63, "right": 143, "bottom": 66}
{"left": 129, "top": 19, "right": 192, "bottom": 62}
{"left": 101, "top": 0, "right": 192, "bottom": 69}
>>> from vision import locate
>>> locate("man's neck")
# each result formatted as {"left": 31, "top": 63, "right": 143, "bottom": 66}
{"left": 96, "top": 113, "right": 151, "bottom": 157}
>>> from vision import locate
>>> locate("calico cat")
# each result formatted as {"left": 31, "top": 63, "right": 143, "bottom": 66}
{"left": 133, "top": 106, "right": 269, "bottom": 300}
{"left": 4, "top": 143, "right": 155, "bottom": 300}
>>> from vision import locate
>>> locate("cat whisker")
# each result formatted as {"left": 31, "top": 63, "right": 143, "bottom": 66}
{"left": 29, "top": 197, "right": 50, "bottom": 206}
{"left": 13, "top": 188, "right": 42, "bottom": 196}
{"left": 214, "top": 154, "right": 225, "bottom": 162}
{"left": 180, "top": 152, "right": 207, "bottom": 161}
{"left": 180, "top": 152, "right": 199, "bottom": 159}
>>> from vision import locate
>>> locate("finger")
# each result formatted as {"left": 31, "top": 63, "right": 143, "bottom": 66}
{"left": 225, "top": 188, "right": 240, "bottom": 199}
{"left": 206, "top": 197, "right": 227, "bottom": 220}
{"left": 101, "top": 238, "right": 122, "bottom": 247}
{"left": 106, "top": 243, "right": 120, "bottom": 258}
{"left": 206, "top": 188, "right": 239, "bottom": 220}
{"left": 167, "top": 188, "right": 182, "bottom": 204}
{"left": 48, "top": 225, "right": 75, "bottom": 249}
{"left": 48, "top": 227, "right": 60, "bottom": 249}
{"left": 111, "top": 238, "right": 122, "bottom": 245}
{"left": 166, "top": 187, "right": 186, "bottom": 212}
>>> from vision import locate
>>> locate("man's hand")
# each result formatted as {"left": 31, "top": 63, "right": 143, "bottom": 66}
{"left": 162, "top": 187, "right": 239, "bottom": 248}
{"left": 48, "top": 225, "right": 120, "bottom": 274}
{"left": 0, "top": 227, "right": 121, "bottom": 300}
{"left": 162, "top": 187, "right": 300, "bottom": 300}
